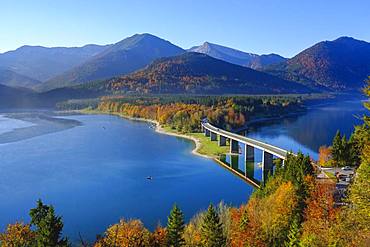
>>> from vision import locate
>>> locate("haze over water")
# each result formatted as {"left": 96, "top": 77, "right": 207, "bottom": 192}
{"left": 0, "top": 98, "right": 365, "bottom": 242}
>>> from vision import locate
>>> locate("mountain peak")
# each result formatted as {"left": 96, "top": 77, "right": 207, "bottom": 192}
{"left": 40, "top": 34, "right": 184, "bottom": 91}
{"left": 188, "top": 42, "right": 285, "bottom": 69}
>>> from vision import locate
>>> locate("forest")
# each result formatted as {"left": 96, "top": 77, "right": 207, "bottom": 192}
{"left": 94, "top": 95, "right": 304, "bottom": 132}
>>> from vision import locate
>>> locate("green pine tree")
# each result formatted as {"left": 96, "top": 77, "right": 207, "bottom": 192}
{"left": 332, "top": 130, "right": 342, "bottom": 166}
{"left": 29, "top": 199, "right": 69, "bottom": 247}
{"left": 166, "top": 204, "right": 185, "bottom": 247}
{"left": 341, "top": 135, "right": 349, "bottom": 166}
{"left": 285, "top": 218, "right": 301, "bottom": 247}
{"left": 200, "top": 204, "right": 226, "bottom": 247}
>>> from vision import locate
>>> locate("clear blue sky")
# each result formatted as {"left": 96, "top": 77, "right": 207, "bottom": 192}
{"left": 1, "top": 0, "right": 369, "bottom": 57}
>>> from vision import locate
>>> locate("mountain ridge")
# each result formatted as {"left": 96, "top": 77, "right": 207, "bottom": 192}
{"left": 0, "top": 44, "right": 109, "bottom": 84}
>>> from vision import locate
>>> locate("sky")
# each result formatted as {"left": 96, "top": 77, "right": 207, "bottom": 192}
{"left": 0, "top": 0, "right": 369, "bottom": 57}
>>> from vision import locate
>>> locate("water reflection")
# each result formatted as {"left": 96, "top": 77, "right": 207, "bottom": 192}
{"left": 218, "top": 98, "right": 365, "bottom": 185}
{"left": 246, "top": 99, "right": 365, "bottom": 159}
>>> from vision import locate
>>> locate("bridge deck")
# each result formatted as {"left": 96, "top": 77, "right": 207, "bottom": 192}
{"left": 202, "top": 122, "right": 290, "bottom": 159}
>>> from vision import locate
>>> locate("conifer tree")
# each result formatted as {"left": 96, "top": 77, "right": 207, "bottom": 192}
{"left": 200, "top": 204, "right": 226, "bottom": 247}
{"left": 29, "top": 199, "right": 69, "bottom": 247}
{"left": 332, "top": 130, "right": 342, "bottom": 166}
{"left": 285, "top": 218, "right": 301, "bottom": 247}
{"left": 166, "top": 204, "right": 185, "bottom": 247}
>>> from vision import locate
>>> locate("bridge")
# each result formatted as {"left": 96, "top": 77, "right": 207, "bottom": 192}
{"left": 201, "top": 120, "right": 293, "bottom": 187}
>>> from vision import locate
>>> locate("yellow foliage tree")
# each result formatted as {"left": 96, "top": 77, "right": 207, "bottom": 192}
{"left": 0, "top": 222, "right": 35, "bottom": 247}
{"left": 94, "top": 219, "right": 150, "bottom": 247}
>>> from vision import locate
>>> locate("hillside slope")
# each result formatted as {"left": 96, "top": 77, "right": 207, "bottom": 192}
{"left": 0, "top": 44, "right": 108, "bottom": 83}
{"left": 264, "top": 37, "right": 370, "bottom": 90}
{"left": 0, "top": 69, "right": 41, "bottom": 88}
{"left": 93, "top": 52, "right": 311, "bottom": 94}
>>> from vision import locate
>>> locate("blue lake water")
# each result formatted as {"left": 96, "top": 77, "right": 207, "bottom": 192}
{"left": 0, "top": 97, "right": 365, "bottom": 243}
{"left": 0, "top": 113, "right": 253, "bottom": 242}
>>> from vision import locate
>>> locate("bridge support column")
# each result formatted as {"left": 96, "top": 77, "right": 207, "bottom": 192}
{"left": 230, "top": 139, "right": 239, "bottom": 154}
{"left": 244, "top": 145, "right": 254, "bottom": 162}
{"left": 210, "top": 132, "right": 217, "bottom": 141}
{"left": 262, "top": 151, "right": 274, "bottom": 172}
{"left": 231, "top": 155, "right": 239, "bottom": 171}
{"left": 204, "top": 129, "right": 210, "bottom": 137}
{"left": 218, "top": 135, "right": 227, "bottom": 146}
{"left": 262, "top": 151, "right": 274, "bottom": 183}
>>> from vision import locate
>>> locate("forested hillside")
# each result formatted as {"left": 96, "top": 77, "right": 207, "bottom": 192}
{"left": 94, "top": 52, "right": 311, "bottom": 95}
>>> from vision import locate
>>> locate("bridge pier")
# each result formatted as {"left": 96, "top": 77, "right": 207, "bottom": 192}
{"left": 204, "top": 129, "right": 210, "bottom": 137}
{"left": 262, "top": 151, "right": 274, "bottom": 171}
{"left": 218, "top": 135, "right": 227, "bottom": 146}
{"left": 210, "top": 132, "right": 217, "bottom": 141}
{"left": 230, "top": 139, "right": 239, "bottom": 154}
{"left": 244, "top": 145, "right": 254, "bottom": 162}
{"left": 231, "top": 155, "right": 239, "bottom": 171}
{"left": 245, "top": 160, "right": 254, "bottom": 178}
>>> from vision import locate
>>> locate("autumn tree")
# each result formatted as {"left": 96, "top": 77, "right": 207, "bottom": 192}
{"left": 300, "top": 181, "right": 338, "bottom": 246}
{"left": 167, "top": 204, "right": 185, "bottom": 247}
{"left": 150, "top": 226, "right": 167, "bottom": 247}
{"left": 183, "top": 213, "right": 203, "bottom": 247}
{"left": 29, "top": 199, "right": 69, "bottom": 247}
{"left": 0, "top": 222, "right": 35, "bottom": 247}
{"left": 200, "top": 204, "right": 226, "bottom": 247}
{"left": 94, "top": 219, "right": 150, "bottom": 247}
{"left": 318, "top": 145, "right": 332, "bottom": 166}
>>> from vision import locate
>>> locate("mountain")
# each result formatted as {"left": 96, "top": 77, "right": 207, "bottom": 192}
{"left": 0, "top": 44, "right": 108, "bottom": 83}
{"left": 248, "top": 54, "right": 288, "bottom": 70}
{"left": 263, "top": 37, "right": 370, "bottom": 90}
{"left": 0, "top": 69, "right": 41, "bottom": 88}
{"left": 188, "top": 42, "right": 286, "bottom": 69}
{"left": 0, "top": 82, "right": 102, "bottom": 109}
{"left": 93, "top": 52, "right": 311, "bottom": 94}
{"left": 0, "top": 84, "right": 36, "bottom": 108}
{"left": 42, "top": 34, "right": 185, "bottom": 91}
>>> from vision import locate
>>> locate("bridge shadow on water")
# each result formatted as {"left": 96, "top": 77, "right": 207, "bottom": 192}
{"left": 218, "top": 143, "right": 276, "bottom": 188}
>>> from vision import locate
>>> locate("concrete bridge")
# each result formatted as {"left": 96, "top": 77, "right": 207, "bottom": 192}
{"left": 201, "top": 120, "right": 293, "bottom": 187}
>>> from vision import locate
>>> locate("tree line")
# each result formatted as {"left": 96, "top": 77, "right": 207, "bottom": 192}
{"left": 96, "top": 95, "right": 304, "bottom": 132}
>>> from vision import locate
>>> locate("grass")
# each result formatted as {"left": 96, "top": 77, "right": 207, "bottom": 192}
{"left": 161, "top": 125, "right": 229, "bottom": 157}
{"left": 324, "top": 171, "right": 337, "bottom": 180}
{"left": 188, "top": 132, "right": 229, "bottom": 157}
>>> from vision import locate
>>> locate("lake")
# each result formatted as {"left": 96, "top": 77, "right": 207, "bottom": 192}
{"left": 0, "top": 112, "right": 253, "bottom": 242}
{"left": 0, "top": 97, "right": 365, "bottom": 242}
